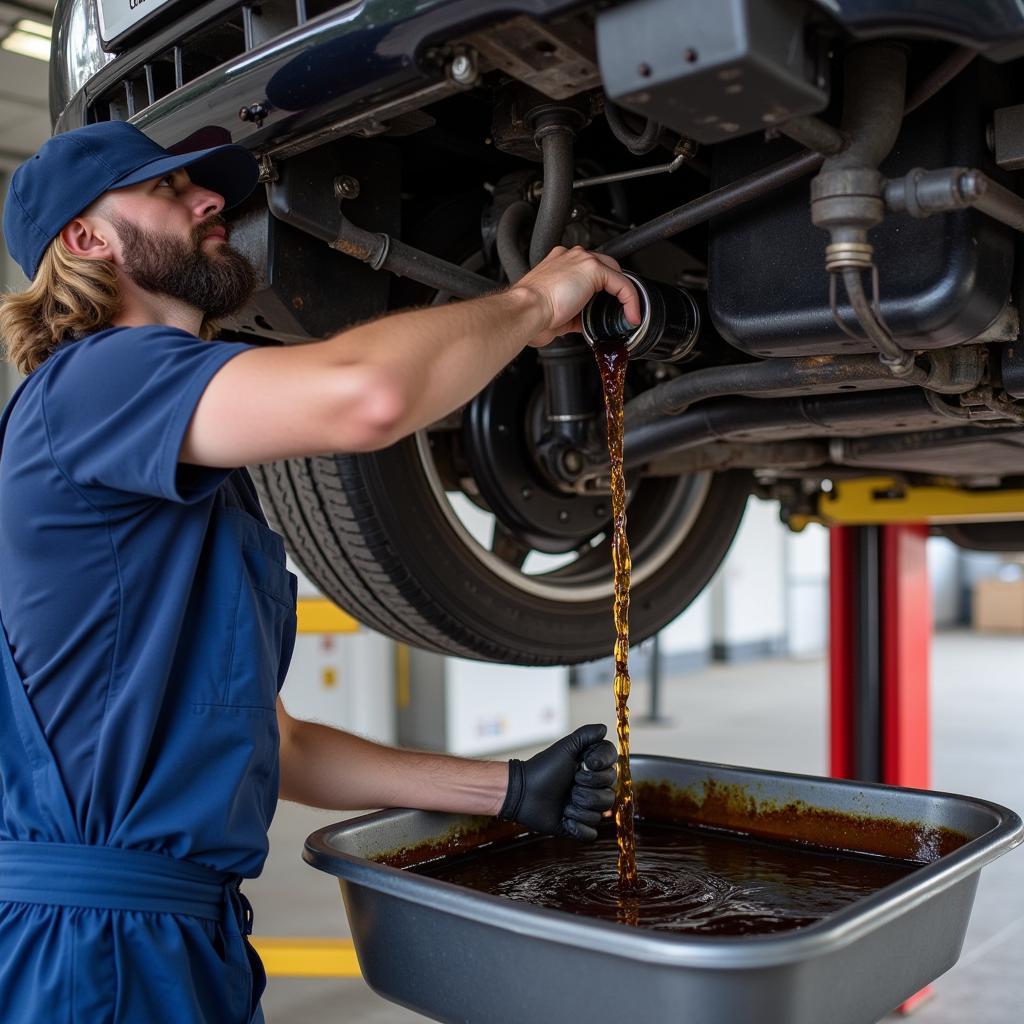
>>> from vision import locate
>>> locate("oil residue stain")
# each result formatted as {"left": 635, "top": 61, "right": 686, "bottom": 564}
{"left": 411, "top": 819, "right": 923, "bottom": 936}
{"left": 594, "top": 338, "right": 638, "bottom": 894}
{"left": 379, "top": 780, "right": 967, "bottom": 875}
{"left": 635, "top": 780, "right": 967, "bottom": 863}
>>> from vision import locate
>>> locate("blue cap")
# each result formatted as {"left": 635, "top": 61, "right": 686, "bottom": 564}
{"left": 3, "top": 121, "right": 260, "bottom": 280}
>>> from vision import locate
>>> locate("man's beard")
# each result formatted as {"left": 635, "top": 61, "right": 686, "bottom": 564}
{"left": 113, "top": 214, "right": 257, "bottom": 319}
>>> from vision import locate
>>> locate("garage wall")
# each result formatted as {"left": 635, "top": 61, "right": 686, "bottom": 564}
{"left": 658, "top": 588, "right": 712, "bottom": 669}
{"left": 785, "top": 522, "right": 830, "bottom": 658}
{"left": 928, "top": 536, "right": 963, "bottom": 628}
{"left": 710, "top": 497, "right": 787, "bottom": 661}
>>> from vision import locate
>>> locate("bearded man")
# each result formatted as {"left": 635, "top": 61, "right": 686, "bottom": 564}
{"left": 0, "top": 121, "right": 637, "bottom": 1023}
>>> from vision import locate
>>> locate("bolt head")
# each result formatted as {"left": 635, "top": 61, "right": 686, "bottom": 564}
{"left": 451, "top": 53, "right": 476, "bottom": 84}
{"left": 562, "top": 450, "right": 584, "bottom": 474}
{"left": 239, "top": 102, "right": 268, "bottom": 124}
{"left": 257, "top": 155, "right": 279, "bottom": 183}
{"left": 674, "top": 138, "right": 698, "bottom": 160}
{"left": 333, "top": 176, "right": 361, "bottom": 200}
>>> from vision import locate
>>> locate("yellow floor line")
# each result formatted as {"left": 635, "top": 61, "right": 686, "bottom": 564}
{"left": 251, "top": 936, "right": 361, "bottom": 978}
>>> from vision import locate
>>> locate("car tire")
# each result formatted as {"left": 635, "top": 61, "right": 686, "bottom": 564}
{"left": 252, "top": 448, "right": 750, "bottom": 664}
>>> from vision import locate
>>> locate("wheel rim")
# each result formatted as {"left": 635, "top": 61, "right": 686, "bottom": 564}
{"left": 415, "top": 428, "right": 712, "bottom": 603}
{"left": 418, "top": 249, "right": 713, "bottom": 603}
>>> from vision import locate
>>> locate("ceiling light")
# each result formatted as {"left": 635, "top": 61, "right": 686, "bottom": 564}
{"left": 2, "top": 29, "right": 51, "bottom": 61}
{"left": 16, "top": 19, "right": 52, "bottom": 39}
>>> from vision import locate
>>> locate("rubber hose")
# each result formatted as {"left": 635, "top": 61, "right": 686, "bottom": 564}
{"left": 529, "top": 128, "right": 576, "bottom": 267}
{"left": 604, "top": 100, "right": 662, "bottom": 156}
{"left": 827, "top": 44, "right": 907, "bottom": 173}
{"left": 496, "top": 201, "right": 534, "bottom": 283}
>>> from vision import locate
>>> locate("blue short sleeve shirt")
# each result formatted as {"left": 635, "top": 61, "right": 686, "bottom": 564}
{"left": 0, "top": 326, "right": 297, "bottom": 876}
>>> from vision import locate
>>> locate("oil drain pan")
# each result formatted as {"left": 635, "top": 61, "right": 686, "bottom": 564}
{"left": 304, "top": 756, "right": 1023, "bottom": 1024}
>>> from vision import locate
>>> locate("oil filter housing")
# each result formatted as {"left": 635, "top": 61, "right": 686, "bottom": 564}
{"left": 581, "top": 272, "right": 701, "bottom": 361}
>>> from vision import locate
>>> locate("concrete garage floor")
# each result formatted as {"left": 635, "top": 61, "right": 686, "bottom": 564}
{"left": 250, "top": 631, "right": 1024, "bottom": 1024}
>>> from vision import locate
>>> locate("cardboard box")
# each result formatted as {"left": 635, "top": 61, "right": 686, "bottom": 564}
{"left": 973, "top": 578, "right": 1024, "bottom": 633}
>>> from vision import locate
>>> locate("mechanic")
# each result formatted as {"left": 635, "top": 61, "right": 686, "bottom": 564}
{"left": 0, "top": 121, "right": 641, "bottom": 1023}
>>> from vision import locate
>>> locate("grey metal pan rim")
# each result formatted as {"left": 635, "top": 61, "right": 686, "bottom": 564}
{"left": 303, "top": 755, "right": 1023, "bottom": 970}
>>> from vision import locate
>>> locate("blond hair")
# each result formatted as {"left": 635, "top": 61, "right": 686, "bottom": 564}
{"left": 0, "top": 237, "right": 216, "bottom": 374}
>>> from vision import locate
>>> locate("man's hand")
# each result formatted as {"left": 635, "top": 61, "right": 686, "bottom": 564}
{"left": 498, "top": 724, "right": 618, "bottom": 841}
{"left": 511, "top": 246, "right": 642, "bottom": 347}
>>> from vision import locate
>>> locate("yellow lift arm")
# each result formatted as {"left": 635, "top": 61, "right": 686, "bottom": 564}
{"left": 791, "top": 476, "right": 1024, "bottom": 528}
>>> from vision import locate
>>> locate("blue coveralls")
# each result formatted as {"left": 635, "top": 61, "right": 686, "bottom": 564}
{"left": 0, "top": 326, "right": 297, "bottom": 1022}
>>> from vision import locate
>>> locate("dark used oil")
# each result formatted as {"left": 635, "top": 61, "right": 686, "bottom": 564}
{"left": 594, "top": 339, "right": 637, "bottom": 892}
{"left": 411, "top": 820, "right": 922, "bottom": 936}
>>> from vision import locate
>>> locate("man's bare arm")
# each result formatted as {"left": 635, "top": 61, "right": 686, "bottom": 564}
{"left": 275, "top": 700, "right": 508, "bottom": 814}
{"left": 180, "top": 246, "right": 639, "bottom": 467}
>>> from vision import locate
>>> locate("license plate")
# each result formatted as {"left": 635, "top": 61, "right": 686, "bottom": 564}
{"left": 97, "top": 0, "right": 182, "bottom": 48}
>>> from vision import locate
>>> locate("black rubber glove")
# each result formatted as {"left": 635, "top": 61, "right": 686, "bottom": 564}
{"left": 498, "top": 724, "right": 618, "bottom": 841}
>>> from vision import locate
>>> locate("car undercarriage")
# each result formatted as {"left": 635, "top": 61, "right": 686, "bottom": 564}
{"left": 51, "top": 0, "right": 1024, "bottom": 662}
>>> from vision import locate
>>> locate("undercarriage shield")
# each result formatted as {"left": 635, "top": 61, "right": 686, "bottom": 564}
{"left": 596, "top": 0, "right": 828, "bottom": 144}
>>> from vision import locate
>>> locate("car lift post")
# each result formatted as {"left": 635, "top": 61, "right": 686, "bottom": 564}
{"left": 638, "top": 632, "right": 673, "bottom": 725}
{"left": 829, "top": 523, "right": 932, "bottom": 1015}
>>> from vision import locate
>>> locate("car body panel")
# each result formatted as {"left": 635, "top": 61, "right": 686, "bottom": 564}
{"left": 53, "top": 0, "right": 1024, "bottom": 147}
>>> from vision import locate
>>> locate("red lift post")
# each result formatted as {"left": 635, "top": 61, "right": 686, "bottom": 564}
{"left": 829, "top": 523, "right": 932, "bottom": 1014}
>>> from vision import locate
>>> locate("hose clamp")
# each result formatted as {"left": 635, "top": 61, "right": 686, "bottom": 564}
{"left": 368, "top": 232, "right": 390, "bottom": 272}
{"left": 825, "top": 241, "right": 874, "bottom": 273}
